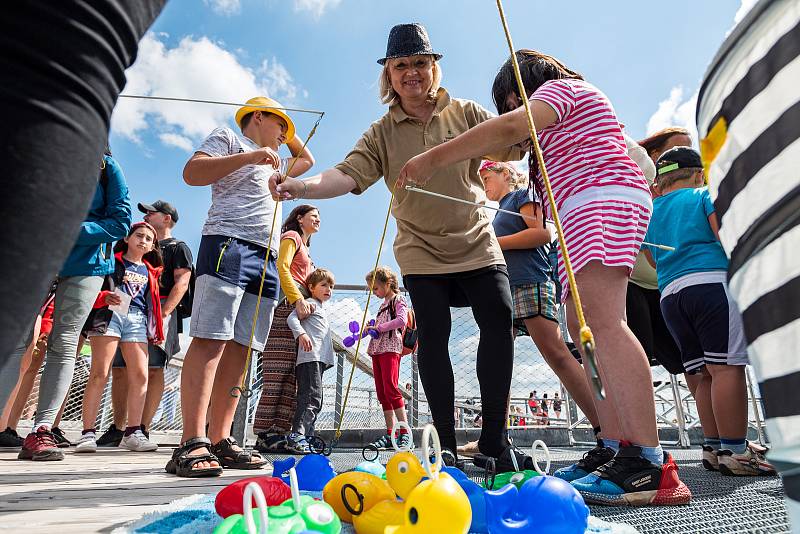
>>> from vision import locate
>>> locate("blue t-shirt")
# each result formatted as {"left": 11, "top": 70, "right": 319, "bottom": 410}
{"left": 122, "top": 259, "right": 150, "bottom": 313}
{"left": 645, "top": 187, "right": 729, "bottom": 292}
{"left": 492, "top": 189, "right": 552, "bottom": 286}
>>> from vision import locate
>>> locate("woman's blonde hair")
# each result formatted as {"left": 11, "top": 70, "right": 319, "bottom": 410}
{"left": 379, "top": 56, "right": 442, "bottom": 106}
{"left": 365, "top": 265, "right": 399, "bottom": 292}
{"left": 480, "top": 160, "right": 528, "bottom": 190}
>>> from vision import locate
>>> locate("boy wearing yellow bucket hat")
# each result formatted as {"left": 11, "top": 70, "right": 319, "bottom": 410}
{"left": 170, "top": 96, "right": 314, "bottom": 478}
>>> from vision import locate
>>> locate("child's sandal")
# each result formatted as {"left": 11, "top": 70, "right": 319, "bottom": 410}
{"left": 211, "top": 436, "right": 269, "bottom": 470}
{"left": 165, "top": 437, "right": 223, "bottom": 478}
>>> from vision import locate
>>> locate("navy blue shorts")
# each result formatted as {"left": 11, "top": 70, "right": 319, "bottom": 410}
{"left": 196, "top": 234, "right": 279, "bottom": 299}
{"left": 660, "top": 282, "right": 749, "bottom": 373}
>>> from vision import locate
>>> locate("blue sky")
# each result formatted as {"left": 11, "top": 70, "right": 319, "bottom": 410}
{"left": 110, "top": 0, "right": 749, "bottom": 285}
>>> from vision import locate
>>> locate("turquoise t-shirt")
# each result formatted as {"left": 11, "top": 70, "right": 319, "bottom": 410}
{"left": 644, "top": 187, "right": 729, "bottom": 292}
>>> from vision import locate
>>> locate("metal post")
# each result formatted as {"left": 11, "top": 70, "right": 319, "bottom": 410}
{"left": 564, "top": 389, "right": 576, "bottom": 446}
{"left": 411, "top": 351, "right": 419, "bottom": 427}
{"left": 231, "top": 351, "right": 256, "bottom": 445}
{"left": 335, "top": 349, "right": 344, "bottom": 428}
{"left": 669, "top": 374, "right": 692, "bottom": 448}
{"left": 745, "top": 367, "right": 767, "bottom": 446}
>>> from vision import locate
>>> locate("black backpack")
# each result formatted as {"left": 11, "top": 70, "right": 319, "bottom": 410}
{"left": 161, "top": 238, "right": 196, "bottom": 319}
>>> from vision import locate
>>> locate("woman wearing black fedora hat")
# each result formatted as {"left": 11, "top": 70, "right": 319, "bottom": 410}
{"left": 271, "top": 23, "right": 532, "bottom": 472}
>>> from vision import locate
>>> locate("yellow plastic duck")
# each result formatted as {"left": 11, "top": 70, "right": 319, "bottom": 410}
{"left": 385, "top": 451, "right": 427, "bottom": 500}
{"left": 322, "top": 471, "right": 395, "bottom": 524}
{"left": 384, "top": 472, "right": 470, "bottom": 534}
{"left": 385, "top": 425, "right": 471, "bottom": 534}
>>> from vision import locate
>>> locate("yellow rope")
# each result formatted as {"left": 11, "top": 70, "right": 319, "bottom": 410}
{"left": 231, "top": 117, "right": 323, "bottom": 398}
{"left": 495, "top": 0, "right": 604, "bottom": 399}
{"left": 333, "top": 183, "right": 397, "bottom": 442}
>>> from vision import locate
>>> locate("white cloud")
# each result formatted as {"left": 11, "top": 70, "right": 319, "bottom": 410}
{"left": 645, "top": 85, "right": 698, "bottom": 144}
{"left": 112, "top": 33, "right": 303, "bottom": 148}
{"left": 293, "top": 0, "right": 341, "bottom": 18}
{"left": 159, "top": 132, "right": 194, "bottom": 151}
{"left": 204, "top": 0, "right": 241, "bottom": 16}
{"left": 734, "top": 0, "right": 758, "bottom": 25}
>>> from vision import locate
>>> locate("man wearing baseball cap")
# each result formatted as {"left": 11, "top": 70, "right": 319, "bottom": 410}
{"left": 169, "top": 97, "right": 315, "bottom": 477}
{"left": 97, "top": 199, "right": 194, "bottom": 447}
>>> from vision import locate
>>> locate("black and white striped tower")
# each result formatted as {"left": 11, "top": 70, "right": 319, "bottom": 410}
{"left": 697, "top": 0, "right": 800, "bottom": 527}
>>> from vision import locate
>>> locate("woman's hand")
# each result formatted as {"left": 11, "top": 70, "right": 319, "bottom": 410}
{"left": 105, "top": 292, "right": 122, "bottom": 306}
{"left": 298, "top": 333, "right": 313, "bottom": 352}
{"left": 397, "top": 151, "right": 436, "bottom": 189}
{"left": 294, "top": 297, "right": 315, "bottom": 319}
{"left": 269, "top": 175, "right": 305, "bottom": 201}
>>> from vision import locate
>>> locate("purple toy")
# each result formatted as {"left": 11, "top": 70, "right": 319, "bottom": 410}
{"left": 342, "top": 320, "right": 378, "bottom": 347}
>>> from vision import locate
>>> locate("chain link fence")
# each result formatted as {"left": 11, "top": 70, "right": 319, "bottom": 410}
{"left": 11, "top": 286, "right": 766, "bottom": 447}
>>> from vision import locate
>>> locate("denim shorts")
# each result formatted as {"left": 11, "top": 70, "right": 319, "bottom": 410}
{"left": 104, "top": 308, "right": 148, "bottom": 343}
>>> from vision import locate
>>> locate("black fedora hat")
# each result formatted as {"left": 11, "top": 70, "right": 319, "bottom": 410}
{"left": 377, "top": 23, "right": 443, "bottom": 65}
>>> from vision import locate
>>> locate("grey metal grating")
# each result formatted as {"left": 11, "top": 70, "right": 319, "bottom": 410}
{"left": 258, "top": 447, "right": 790, "bottom": 534}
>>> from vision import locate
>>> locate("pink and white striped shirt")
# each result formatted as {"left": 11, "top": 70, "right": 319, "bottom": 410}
{"left": 530, "top": 79, "right": 651, "bottom": 217}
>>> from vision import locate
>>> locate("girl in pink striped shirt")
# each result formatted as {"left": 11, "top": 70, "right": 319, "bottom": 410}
{"left": 399, "top": 49, "right": 690, "bottom": 507}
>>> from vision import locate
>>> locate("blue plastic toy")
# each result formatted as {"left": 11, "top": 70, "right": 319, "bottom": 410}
{"left": 342, "top": 320, "right": 378, "bottom": 347}
{"left": 354, "top": 460, "right": 386, "bottom": 478}
{"left": 272, "top": 455, "right": 337, "bottom": 492}
{"left": 484, "top": 475, "right": 589, "bottom": 534}
{"left": 443, "top": 466, "right": 488, "bottom": 533}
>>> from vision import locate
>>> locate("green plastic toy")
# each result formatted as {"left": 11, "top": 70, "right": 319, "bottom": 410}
{"left": 482, "top": 469, "right": 541, "bottom": 490}
{"left": 214, "top": 468, "right": 342, "bottom": 534}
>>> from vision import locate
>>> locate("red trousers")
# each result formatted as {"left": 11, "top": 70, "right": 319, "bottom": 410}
{"left": 371, "top": 352, "right": 404, "bottom": 411}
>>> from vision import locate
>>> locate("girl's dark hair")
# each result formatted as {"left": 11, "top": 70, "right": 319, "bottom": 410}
{"left": 114, "top": 223, "right": 163, "bottom": 268}
{"left": 282, "top": 204, "right": 319, "bottom": 246}
{"left": 492, "top": 49, "right": 583, "bottom": 115}
{"left": 638, "top": 127, "right": 692, "bottom": 160}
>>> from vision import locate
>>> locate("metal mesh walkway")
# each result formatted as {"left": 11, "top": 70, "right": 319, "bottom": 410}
{"left": 256, "top": 447, "right": 789, "bottom": 534}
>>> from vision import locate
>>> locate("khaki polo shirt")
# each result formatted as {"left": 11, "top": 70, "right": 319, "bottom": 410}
{"left": 335, "top": 88, "right": 522, "bottom": 275}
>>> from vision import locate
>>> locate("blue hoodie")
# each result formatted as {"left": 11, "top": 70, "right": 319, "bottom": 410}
{"left": 60, "top": 155, "right": 132, "bottom": 277}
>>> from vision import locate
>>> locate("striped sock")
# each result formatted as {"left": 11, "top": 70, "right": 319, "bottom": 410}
{"left": 720, "top": 437, "right": 747, "bottom": 454}
{"left": 704, "top": 437, "right": 721, "bottom": 449}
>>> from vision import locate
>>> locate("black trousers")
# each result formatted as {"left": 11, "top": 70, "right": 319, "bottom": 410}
{"left": 626, "top": 282, "right": 684, "bottom": 375}
{"left": 404, "top": 265, "right": 513, "bottom": 457}
{"left": 0, "top": 1, "right": 166, "bottom": 371}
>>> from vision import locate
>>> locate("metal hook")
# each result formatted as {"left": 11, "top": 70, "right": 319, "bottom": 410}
{"left": 582, "top": 340, "right": 606, "bottom": 400}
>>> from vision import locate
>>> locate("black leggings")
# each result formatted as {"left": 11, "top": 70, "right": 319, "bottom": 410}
{"left": 0, "top": 1, "right": 165, "bottom": 371}
{"left": 404, "top": 266, "right": 513, "bottom": 457}
{"left": 625, "top": 282, "right": 683, "bottom": 375}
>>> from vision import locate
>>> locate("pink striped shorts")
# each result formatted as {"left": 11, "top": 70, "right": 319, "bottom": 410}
{"left": 555, "top": 200, "right": 651, "bottom": 302}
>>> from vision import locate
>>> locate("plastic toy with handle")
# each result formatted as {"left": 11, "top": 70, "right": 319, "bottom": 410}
{"left": 484, "top": 474, "right": 589, "bottom": 534}
{"left": 482, "top": 440, "right": 551, "bottom": 490}
{"left": 214, "top": 468, "right": 342, "bottom": 534}
{"left": 384, "top": 424, "right": 471, "bottom": 534}
{"left": 272, "top": 454, "right": 337, "bottom": 492}
{"left": 342, "top": 320, "right": 378, "bottom": 348}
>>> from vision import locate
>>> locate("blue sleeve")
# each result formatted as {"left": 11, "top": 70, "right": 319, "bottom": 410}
{"left": 513, "top": 189, "right": 534, "bottom": 211}
{"left": 701, "top": 188, "right": 716, "bottom": 218}
{"left": 75, "top": 156, "right": 132, "bottom": 246}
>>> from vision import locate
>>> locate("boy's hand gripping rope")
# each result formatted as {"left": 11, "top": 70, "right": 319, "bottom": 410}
{"left": 230, "top": 113, "right": 324, "bottom": 399}
{"left": 330, "top": 182, "right": 399, "bottom": 449}
{"left": 495, "top": 0, "right": 604, "bottom": 399}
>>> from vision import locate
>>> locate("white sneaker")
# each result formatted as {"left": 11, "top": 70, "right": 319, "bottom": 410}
{"left": 75, "top": 432, "right": 97, "bottom": 453}
{"left": 119, "top": 430, "right": 158, "bottom": 452}
{"left": 717, "top": 442, "right": 777, "bottom": 476}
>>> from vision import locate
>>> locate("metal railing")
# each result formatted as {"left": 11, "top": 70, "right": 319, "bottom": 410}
{"left": 12, "top": 286, "right": 767, "bottom": 448}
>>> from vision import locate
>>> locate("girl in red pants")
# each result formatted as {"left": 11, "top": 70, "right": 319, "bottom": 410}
{"left": 365, "top": 266, "right": 410, "bottom": 450}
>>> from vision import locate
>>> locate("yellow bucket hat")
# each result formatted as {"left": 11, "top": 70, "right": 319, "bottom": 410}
{"left": 235, "top": 96, "right": 296, "bottom": 143}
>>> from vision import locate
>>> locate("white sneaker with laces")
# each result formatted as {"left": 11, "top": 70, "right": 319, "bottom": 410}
{"left": 75, "top": 432, "right": 97, "bottom": 453}
{"left": 119, "top": 430, "right": 158, "bottom": 452}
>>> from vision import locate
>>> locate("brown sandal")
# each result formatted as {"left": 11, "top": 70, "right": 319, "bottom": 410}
{"left": 211, "top": 437, "right": 268, "bottom": 470}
